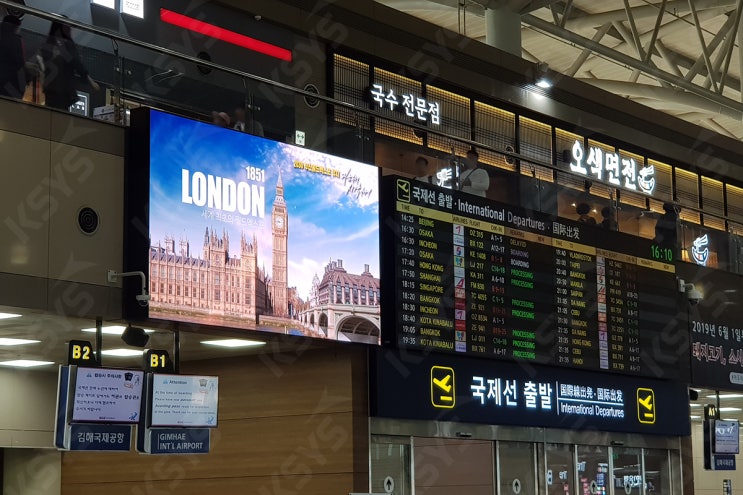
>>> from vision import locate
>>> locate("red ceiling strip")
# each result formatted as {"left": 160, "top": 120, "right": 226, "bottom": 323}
{"left": 160, "top": 8, "right": 292, "bottom": 62}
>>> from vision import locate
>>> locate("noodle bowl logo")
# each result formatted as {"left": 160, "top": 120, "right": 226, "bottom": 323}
{"left": 638, "top": 165, "right": 655, "bottom": 194}
{"left": 691, "top": 234, "right": 710, "bottom": 266}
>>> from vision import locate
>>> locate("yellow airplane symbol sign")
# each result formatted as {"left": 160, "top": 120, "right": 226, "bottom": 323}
{"left": 637, "top": 388, "right": 656, "bottom": 424}
{"left": 396, "top": 179, "right": 411, "bottom": 202}
{"left": 431, "top": 366, "right": 455, "bottom": 408}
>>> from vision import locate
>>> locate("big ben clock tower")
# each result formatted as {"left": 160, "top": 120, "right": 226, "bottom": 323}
{"left": 271, "top": 172, "right": 288, "bottom": 316}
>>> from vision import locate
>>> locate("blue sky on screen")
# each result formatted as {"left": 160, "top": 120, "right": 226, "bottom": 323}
{"left": 148, "top": 110, "right": 380, "bottom": 299}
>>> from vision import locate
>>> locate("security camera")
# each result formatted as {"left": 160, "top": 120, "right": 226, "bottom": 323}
{"left": 679, "top": 279, "right": 703, "bottom": 305}
{"left": 686, "top": 285, "right": 703, "bottom": 305}
{"left": 135, "top": 293, "right": 151, "bottom": 307}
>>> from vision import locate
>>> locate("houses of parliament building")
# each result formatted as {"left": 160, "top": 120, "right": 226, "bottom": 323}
{"left": 148, "top": 175, "right": 289, "bottom": 326}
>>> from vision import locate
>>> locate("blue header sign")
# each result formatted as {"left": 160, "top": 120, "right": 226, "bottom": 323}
{"left": 147, "top": 428, "right": 210, "bottom": 454}
{"left": 370, "top": 349, "right": 690, "bottom": 436}
{"left": 69, "top": 424, "right": 132, "bottom": 451}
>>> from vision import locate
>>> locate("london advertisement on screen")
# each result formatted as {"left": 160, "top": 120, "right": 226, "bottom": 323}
{"left": 147, "top": 110, "right": 380, "bottom": 343}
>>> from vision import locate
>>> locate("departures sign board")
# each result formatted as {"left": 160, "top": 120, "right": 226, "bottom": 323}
{"left": 380, "top": 175, "right": 688, "bottom": 380}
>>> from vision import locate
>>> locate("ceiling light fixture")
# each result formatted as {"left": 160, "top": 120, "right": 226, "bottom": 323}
{"left": 201, "top": 339, "right": 266, "bottom": 348}
{"left": 100, "top": 349, "right": 145, "bottom": 357}
{"left": 0, "top": 312, "right": 22, "bottom": 320}
{"left": 0, "top": 338, "right": 40, "bottom": 346}
{"left": 535, "top": 61, "right": 552, "bottom": 89}
{"left": 706, "top": 394, "right": 743, "bottom": 399}
{"left": 0, "top": 359, "right": 54, "bottom": 368}
{"left": 718, "top": 407, "right": 742, "bottom": 412}
{"left": 82, "top": 326, "right": 155, "bottom": 335}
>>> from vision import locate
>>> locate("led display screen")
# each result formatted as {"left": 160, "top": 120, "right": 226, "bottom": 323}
{"left": 380, "top": 175, "right": 688, "bottom": 380}
{"left": 678, "top": 262, "right": 743, "bottom": 389}
{"left": 134, "top": 109, "right": 380, "bottom": 343}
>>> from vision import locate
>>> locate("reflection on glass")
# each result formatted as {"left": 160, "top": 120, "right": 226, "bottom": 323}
{"left": 577, "top": 445, "right": 609, "bottom": 495}
{"left": 545, "top": 443, "right": 574, "bottom": 495}
{"left": 414, "top": 438, "right": 494, "bottom": 495}
{"left": 644, "top": 449, "right": 671, "bottom": 494}
{"left": 612, "top": 447, "right": 643, "bottom": 495}
{"left": 371, "top": 436, "right": 411, "bottom": 495}
{"left": 499, "top": 441, "right": 536, "bottom": 495}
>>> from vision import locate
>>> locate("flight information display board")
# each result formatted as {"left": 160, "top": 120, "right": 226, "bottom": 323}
{"left": 380, "top": 175, "right": 687, "bottom": 380}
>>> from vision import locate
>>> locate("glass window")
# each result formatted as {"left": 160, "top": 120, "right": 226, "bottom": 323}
{"left": 577, "top": 445, "right": 609, "bottom": 495}
{"left": 644, "top": 448, "right": 672, "bottom": 495}
{"left": 371, "top": 436, "right": 411, "bottom": 495}
{"left": 498, "top": 441, "right": 536, "bottom": 495}
{"left": 612, "top": 447, "right": 643, "bottom": 495}
{"left": 545, "top": 443, "right": 574, "bottom": 495}
{"left": 416, "top": 437, "right": 494, "bottom": 495}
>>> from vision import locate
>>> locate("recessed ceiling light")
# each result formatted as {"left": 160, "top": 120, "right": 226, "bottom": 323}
{"left": 690, "top": 403, "right": 701, "bottom": 407}
{"left": 82, "top": 326, "right": 154, "bottom": 335}
{"left": 0, "top": 359, "right": 53, "bottom": 368}
{"left": 706, "top": 393, "right": 743, "bottom": 399}
{"left": 0, "top": 313, "right": 21, "bottom": 320}
{"left": 722, "top": 418, "right": 739, "bottom": 421}
{"left": 719, "top": 407, "right": 742, "bottom": 412}
{"left": 100, "top": 348, "right": 144, "bottom": 357}
{"left": 201, "top": 339, "right": 265, "bottom": 348}
{"left": 690, "top": 415, "right": 701, "bottom": 419}
{"left": 0, "top": 338, "right": 40, "bottom": 346}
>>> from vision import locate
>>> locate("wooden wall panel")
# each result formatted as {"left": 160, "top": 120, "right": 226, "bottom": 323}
{"left": 62, "top": 473, "right": 354, "bottom": 495}
{"left": 61, "top": 347, "right": 370, "bottom": 495}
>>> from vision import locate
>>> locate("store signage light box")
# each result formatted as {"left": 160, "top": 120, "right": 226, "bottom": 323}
{"left": 370, "top": 84, "right": 440, "bottom": 125}
{"left": 569, "top": 141, "right": 655, "bottom": 196}
{"left": 139, "top": 110, "right": 380, "bottom": 343}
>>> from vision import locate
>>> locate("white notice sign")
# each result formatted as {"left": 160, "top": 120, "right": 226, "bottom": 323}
{"left": 72, "top": 367, "right": 144, "bottom": 423}
{"left": 151, "top": 374, "right": 219, "bottom": 427}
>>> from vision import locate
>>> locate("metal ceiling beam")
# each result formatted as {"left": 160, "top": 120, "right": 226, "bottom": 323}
{"left": 683, "top": 11, "right": 736, "bottom": 83}
{"left": 717, "top": 0, "right": 743, "bottom": 93}
{"left": 564, "top": 0, "right": 736, "bottom": 30}
{"left": 523, "top": 14, "right": 743, "bottom": 119}
{"left": 688, "top": 0, "right": 720, "bottom": 92}
{"left": 565, "top": 23, "right": 611, "bottom": 77}
{"left": 709, "top": 10, "right": 740, "bottom": 91}
{"left": 576, "top": 78, "right": 742, "bottom": 119}
{"left": 655, "top": 40, "right": 685, "bottom": 77}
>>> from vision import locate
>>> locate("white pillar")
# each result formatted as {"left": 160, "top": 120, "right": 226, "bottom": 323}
{"left": 485, "top": 6, "right": 522, "bottom": 58}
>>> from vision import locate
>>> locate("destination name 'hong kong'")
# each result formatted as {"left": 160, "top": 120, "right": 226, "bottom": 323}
{"left": 419, "top": 261, "right": 444, "bottom": 272}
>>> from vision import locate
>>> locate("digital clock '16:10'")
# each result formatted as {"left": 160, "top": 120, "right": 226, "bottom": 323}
{"left": 650, "top": 244, "right": 674, "bottom": 262}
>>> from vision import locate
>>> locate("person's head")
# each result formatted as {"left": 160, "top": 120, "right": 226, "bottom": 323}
{"left": 465, "top": 149, "right": 479, "bottom": 168}
{"left": 48, "top": 20, "right": 72, "bottom": 41}
{"left": 415, "top": 156, "right": 429, "bottom": 175}
{"left": 212, "top": 111, "right": 231, "bottom": 128}
{"left": 601, "top": 206, "right": 612, "bottom": 219}
{"left": 2, "top": 15, "right": 21, "bottom": 33}
{"left": 233, "top": 107, "right": 246, "bottom": 123}
{"left": 576, "top": 202, "right": 591, "bottom": 216}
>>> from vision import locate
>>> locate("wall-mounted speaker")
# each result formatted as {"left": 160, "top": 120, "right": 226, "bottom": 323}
{"left": 303, "top": 83, "right": 320, "bottom": 108}
{"left": 121, "top": 325, "right": 150, "bottom": 348}
{"left": 77, "top": 206, "right": 99, "bottom": 235}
